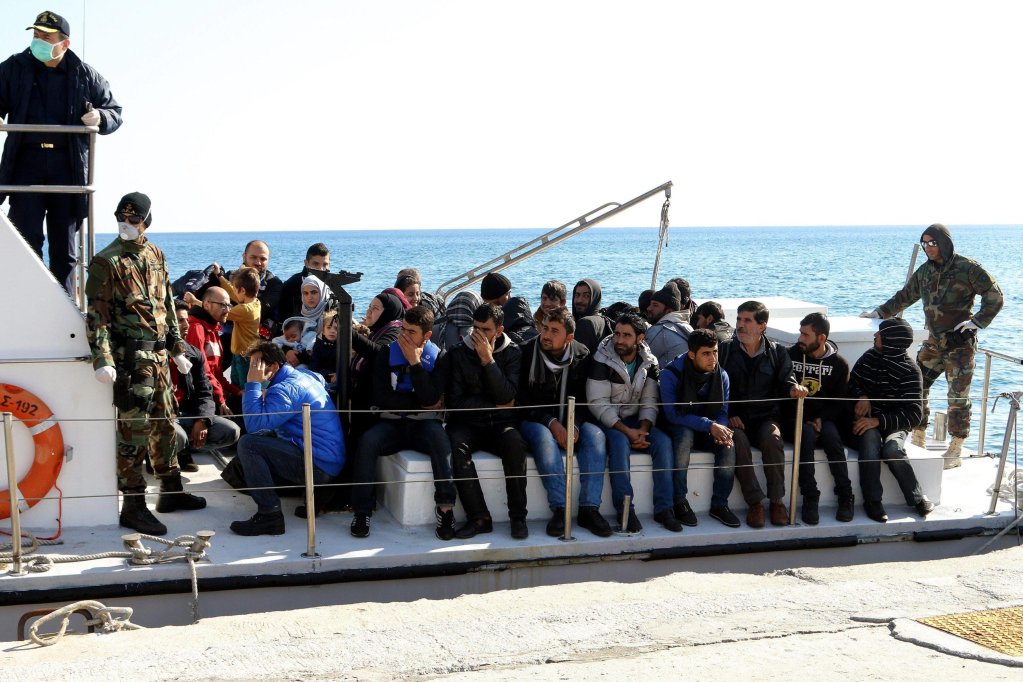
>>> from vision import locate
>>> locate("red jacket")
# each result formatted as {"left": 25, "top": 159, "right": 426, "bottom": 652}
{"left": 185, "top": 307, "right": 240, "bottom": 406}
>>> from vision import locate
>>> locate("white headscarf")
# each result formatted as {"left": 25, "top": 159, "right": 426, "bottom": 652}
{"left": 301, "top": 275, "right": 329, "bottom": 320}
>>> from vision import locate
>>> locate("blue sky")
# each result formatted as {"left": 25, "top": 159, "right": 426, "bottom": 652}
{"left": 3, "top": 1, "right": 1022, "bottom": 232}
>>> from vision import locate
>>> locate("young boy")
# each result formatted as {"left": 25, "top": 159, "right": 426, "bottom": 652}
{"left": 217, "top": 265, "right": 262, "bottom": 386}
{"left": 309, "top": 310, "right": 339, "bottom": 383}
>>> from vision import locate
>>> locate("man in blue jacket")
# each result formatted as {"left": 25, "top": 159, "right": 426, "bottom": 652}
{"left": 230, "top": 341, "right": 345, "bottom": 536}
{"left": 660, "top": 328, "right": 740, "bottom": 528}
{"left": 0, "top": 11, "right": 122, "bottom": 293}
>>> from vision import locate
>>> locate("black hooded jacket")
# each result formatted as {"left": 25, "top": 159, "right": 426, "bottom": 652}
{"left": 445, "top": 333, "right": 521, "bottom": 428}
{"left": 786, "top": 340, "right": 849, "bottom": 423}
{"left": 573, "top": 279, "right": 612, "bottom": 354}
{"left": 502, "top": 296, "right": 538, "bottom": 346}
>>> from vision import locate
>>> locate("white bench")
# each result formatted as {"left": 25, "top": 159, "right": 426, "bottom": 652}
{"left": 376, "top": 444, "right": 944, "bottom": 527}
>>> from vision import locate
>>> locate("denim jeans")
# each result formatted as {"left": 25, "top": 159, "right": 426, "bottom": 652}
{"left": 448, "top": 422, "right": 527, "bottom": 521}
{"left": 856, "top": 429, "right": 924, "bottom": 505}
{"left": 520, "top": 420, "right": 605, "bottom": 510}
{"left": 599, "top": 419, "right": 674, "bottom": 515}
{"left": 796, "top": 420, "right": 852, "bottom": 497}
{"left": 733, "top": 418, "right": 787, "bottom": 505}
{"left": 351, "top": 419, "right": 456, "bottom": 515}
{"left": 666, "top": 423, "right": 736, "bottom": 510}
{"left": 173, "top": 415, "right": 241, "bottom": 454}
{"left": 236, "top": 433, "right": 333, "bottom": 512}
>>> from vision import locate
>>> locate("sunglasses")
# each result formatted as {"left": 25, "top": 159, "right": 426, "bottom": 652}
{"left": 117, "top": 213, "right": 146, "bottom": 226}
{"left": 920, "top": 239, "right": 939, "bottom": 248}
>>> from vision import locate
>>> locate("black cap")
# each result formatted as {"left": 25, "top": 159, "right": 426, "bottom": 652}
{"left": 27, "top": 10, "right": 70, "bottom": 36}
{"left": 115, "top": 192, "right": 153, "bottom": 227}
{"left": 480, "top": 272, "right": 512, "bottom": 301}
{"left": 652, "top": 282, "right": 681, "bottom": 311}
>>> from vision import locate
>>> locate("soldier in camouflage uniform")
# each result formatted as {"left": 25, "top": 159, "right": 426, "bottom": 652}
{"left": 861, "top": 223, "right": 1003, "bottom": 468}
{"left": 86, "top": 192, "right": 207, "bottom": 535}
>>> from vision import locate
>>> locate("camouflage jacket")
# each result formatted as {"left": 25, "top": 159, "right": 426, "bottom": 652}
{"left": 85, "top": 236, "right": 186, "bottom": 370}
{"left": 876, "top": 253, "right": 1003, "bottom": 337}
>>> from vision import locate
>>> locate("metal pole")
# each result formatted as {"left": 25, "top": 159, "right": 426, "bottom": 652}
{"left": 561, "top": 396, "right": 576, "bottom": 541}
{"left": 978, "top": 351, "right": 993, "bottom": 456}
{"left": 987, "top": 393, "right": 1020, "bottom": 515}
{"left": 788, "top": 397, "right": 805, "bottom": 525}
{"left": 4, "top": 412, "right": 26, "bottom": 575}
{"left": 895, "top": 244, "right": 920, "bottom": 320}
{"left": 301, "top": 403, "right": 319, "bottom": 558}
{"left": 620, "top": 494, "right": 632, "bottom": 533}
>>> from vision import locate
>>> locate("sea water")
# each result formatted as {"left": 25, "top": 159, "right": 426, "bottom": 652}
{"left": 151, "top": 224, "right": 1022, "bottom": 456}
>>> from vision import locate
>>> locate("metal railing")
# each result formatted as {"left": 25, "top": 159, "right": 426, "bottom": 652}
{"left": 977, "top": 348, "right": 1023, "bottom": 457}
{"left": 433, "top": 181, "right": 673, "bottom": 303}
{"left": 0, "top": 122, "right": 99, "bottom": 312}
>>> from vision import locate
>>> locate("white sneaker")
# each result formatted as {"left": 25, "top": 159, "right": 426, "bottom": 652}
{"left": 943, "top": 436, "right": 964, "bottom": 470}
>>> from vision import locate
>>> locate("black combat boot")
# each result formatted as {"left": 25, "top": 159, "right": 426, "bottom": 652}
{"left": 156, "top": 473, "right": 207, "bottom": 513}
{"left": 119, "top": 489, "right": 168, "bottom": 536}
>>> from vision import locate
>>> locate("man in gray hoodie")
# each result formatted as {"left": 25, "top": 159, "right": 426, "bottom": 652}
{"left": 644, "top": 282, "right": 693, "bottom": 368}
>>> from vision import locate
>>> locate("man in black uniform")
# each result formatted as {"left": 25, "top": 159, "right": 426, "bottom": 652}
{"left": 0, "top": 11, "right": 123, "bottom": 293}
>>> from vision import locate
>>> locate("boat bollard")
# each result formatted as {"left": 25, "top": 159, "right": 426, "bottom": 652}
{"left": 788, "top": 397, "right": 804, "bottom": 526}
{"left": 301, "top": 404, "right": 320, "bottom": 558}
{"left": 191, "top": 530, "right": 216, "bottom": 554}
{"left": 561, "top": 396, "right": 576, "bottom": 542}
{"left": 4, "top": 412, "right": 26, "bottom": 575}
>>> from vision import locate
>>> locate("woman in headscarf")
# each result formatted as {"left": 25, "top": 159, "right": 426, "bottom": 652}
{"left": 349, "top": 291, "right": 407, "bottom": 439}
{"left": 432, "top": 290, "right": 482, "bottom": 351}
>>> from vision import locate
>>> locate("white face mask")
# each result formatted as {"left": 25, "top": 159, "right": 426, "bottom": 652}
{"left": 117, "top": 221, "right": 141, "bottom": 241}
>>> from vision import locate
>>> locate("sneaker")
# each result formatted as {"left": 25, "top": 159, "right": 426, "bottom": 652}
{"left": 350, "top": 512, "right": 370, "bottom": 538}
{"left": 915, "top": 497, "right": 935, "bottom": 517}
{"left": 230, "top": 509, "right": 285, "bottom": 536}
{"left": 577, "top": 506, "right": 613, "bottom": 537}
{"left": 621, "top": 508, "right": 643, "bottom": 533}
{"left": 864, "top": 500, "right": 888, "bottom": 523}
{"left": 801, "top": 493, "right": 820, "bottom": 526}
{"left": 836, "top": 494, "right": 855, "bottom": 523}
{"left": 746, "top": 502, "right": 766, "bottom": 528}
{"left": 770, "top": 500, "right": 790, "bottom": 527}
{"left": 510, "top": 517, "right": 529, "bottom": 540}
{"left": 673, "top": 498, "right": 698, "bottom": 527}
{"left": 709, "top": 506, "right": 741, "bottom": 528}
{"left": 455, "top": 517, "right": 493, "bottom": 539}
{"left": 546, "top": 508, "right": 566, "bottom": 537}
{"left": 653, "top": 509, "right": 682, "bottom": 533}
{"left": 435, "top": 507, "right": 456, "bottom": 541}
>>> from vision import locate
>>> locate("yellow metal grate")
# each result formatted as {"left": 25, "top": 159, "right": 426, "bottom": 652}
{"left": 918, "top": 606, "right": 1023, "bottom": 657}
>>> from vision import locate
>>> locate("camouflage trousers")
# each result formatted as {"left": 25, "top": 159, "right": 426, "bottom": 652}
{"left": 114, "top": 351, "right": 179, "bottom": 491}
{"left": 917, "top": 335, "right": 976, "bottom": 438}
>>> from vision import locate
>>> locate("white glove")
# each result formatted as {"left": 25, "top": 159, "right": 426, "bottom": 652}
{"left": 173, "top": 354, "right": 193, "bottom": 374}
{"left": 953, "top": 320, "right": 979, "bottom": 332}
{"left": 95, "top": 366, "right": 117, "bottom": 384}
{"left": 859, "top": 309, "right": 880, "bottom": 319}
{"left": 81, "top": 104, "right": 101, "bottom": 127}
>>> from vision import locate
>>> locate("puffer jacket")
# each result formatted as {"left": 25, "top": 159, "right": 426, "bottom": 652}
{"left": 445, "top": 332, "right": 521, "bottom": 428}
{"left": 645, "top": 311, "right": 692, "bottom": 368}
{"left": 585, "top": 336, "right": 659, "bottom": 428}
{"left": 243, "top": 364, "right": 345, "bottom": 476}
{"left": 0, "top": 48, "right": 122, "bottom": 213}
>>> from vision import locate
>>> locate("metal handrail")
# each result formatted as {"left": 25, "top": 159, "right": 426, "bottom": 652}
{"left": 977, "top": 347, "right": 1023, "bottom": 456}
{"left": 0, "top": 122, "right": 99, "bottom": 312}
{"left": 434, "top": 181, "right": 673, "bottom": 303}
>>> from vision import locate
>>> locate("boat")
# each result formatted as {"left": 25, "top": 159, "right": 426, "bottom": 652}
{"left": 1, "top": 162, "right": 1021, "bottom": 643}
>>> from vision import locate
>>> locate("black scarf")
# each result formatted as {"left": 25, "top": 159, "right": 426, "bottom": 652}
{"left": 680, "top": 354, "right": 724, "bottom": 418}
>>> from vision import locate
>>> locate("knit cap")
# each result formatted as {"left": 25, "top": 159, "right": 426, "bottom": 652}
{"left": 480, "top": 272, "right": 512, "bottom": 301}
{"left": 651, "top": 282, "right": 681, "bottom": 311}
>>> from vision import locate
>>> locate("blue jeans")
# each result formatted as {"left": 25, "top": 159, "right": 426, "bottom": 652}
{"left": 666, "top": 423, "right": 736, "bottom": 510}
{"left": 598, "top": 419, "right": 674, "bottom": 514}
{"left": 351, "top": 419, "right": 455, "bottom": 515}
{"left": 236, "top": 433, "right": 333, "bottom": 512}
{"left": 856, "top": 429, "right": 924, "bottom": 505}
{"left": 520, "top": 420, "right": 605, "bottom": 510}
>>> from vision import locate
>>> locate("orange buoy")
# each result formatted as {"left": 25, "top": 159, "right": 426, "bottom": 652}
{"left": 0, "top": 383, "right": 64, "bottom": 519}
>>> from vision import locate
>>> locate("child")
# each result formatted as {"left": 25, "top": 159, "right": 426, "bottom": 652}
{"left": 217, "top": 265, "right": 262, "bottom": 386}
{"left": 273, "top": 316, "right": 316, "bottom": 367}
{"left": 309, "top": 309, "right": 339, "bottom": 383}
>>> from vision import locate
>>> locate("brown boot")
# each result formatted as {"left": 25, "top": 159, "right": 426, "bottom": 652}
{"left": 770, "top": 500, "right": 790, "bottom": 526}
{"left": 943, "top": 436, "right": 964, "bottom": 469}
{"left": 746, "top": 502, "right": 766, "bottom": 528}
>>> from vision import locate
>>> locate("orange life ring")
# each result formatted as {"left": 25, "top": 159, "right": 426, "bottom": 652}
{"left": 0, "top": 383, "right": 64, "bottom": 520}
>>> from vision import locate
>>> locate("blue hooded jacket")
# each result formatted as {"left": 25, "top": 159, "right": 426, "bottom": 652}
{"left": 243, "top": 363, "right": 345, "bottom": 476}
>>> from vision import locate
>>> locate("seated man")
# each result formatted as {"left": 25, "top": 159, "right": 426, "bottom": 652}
{"left": 349, "top": 306, "right": 456, "bottom": 540}
{"left": 517, "top": 306, "right": 608, "bottom": 537}
{"left": 572, "top": 278, "right": 611, "bottom": 354}
{"left": 396, "top": 267, "right": 445, "bottom": 319}
{"left": 644, "top": 282, "right": 693, "bottom": 368}
{"left": 848, "top": 318, "right": 934, "bottom": 522}
{"left": 785, "top": 313, "right": 854, "bottom": 524}
{"left": 533, "top": 280, "right": 568, "bottom": 334}
{"left": 660, "top": 328, "right": 740, "bottom": 528}
{"left": 586, "top": 313, "right": 681, "bottom": 532}
{"left": 721, "top": 301, "right": 808, "bottom": 528}
{"left": 170, "top": 302, "right": 241, "bottom": 473}
{"left": 230, "top": 341, "right": 346, "bottom": 536}
{"left": 693, "top": 300, "right": 734, "bottom": 343}
{"left": 185, "top": 286, "right": 239, "bottom": 417}
{"left": 446, "top": 303, "right": 529, "bottom": 539}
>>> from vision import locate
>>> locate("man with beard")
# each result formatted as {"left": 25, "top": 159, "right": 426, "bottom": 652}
{"left": 785, "top": 313, "right": 853, "bottom": 525}
{"left": 446, "top": 303, "right": 529, "bottom": 539}
{"left": 517, "top": 306, "right": 608, "bottom": 537}
{"left": 721, "top": 300, "right": 808, "bottom": 528}
{"left": 861, "top": 224, "right": 1003, "bottom": 469}
{"left": 225, "top": 240, "right": 284, "bottom": 336}
{"left": 571, "top": 278, "right": 612, "bottom": 354}
{"left": 644, "top": 282, "right": 693, "bottom": 368}
{"left": 693, "top": 301, "right": 734, "bottom": 343}
{"left": 848, "top": 319, "right": 935, "bottom": 523}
